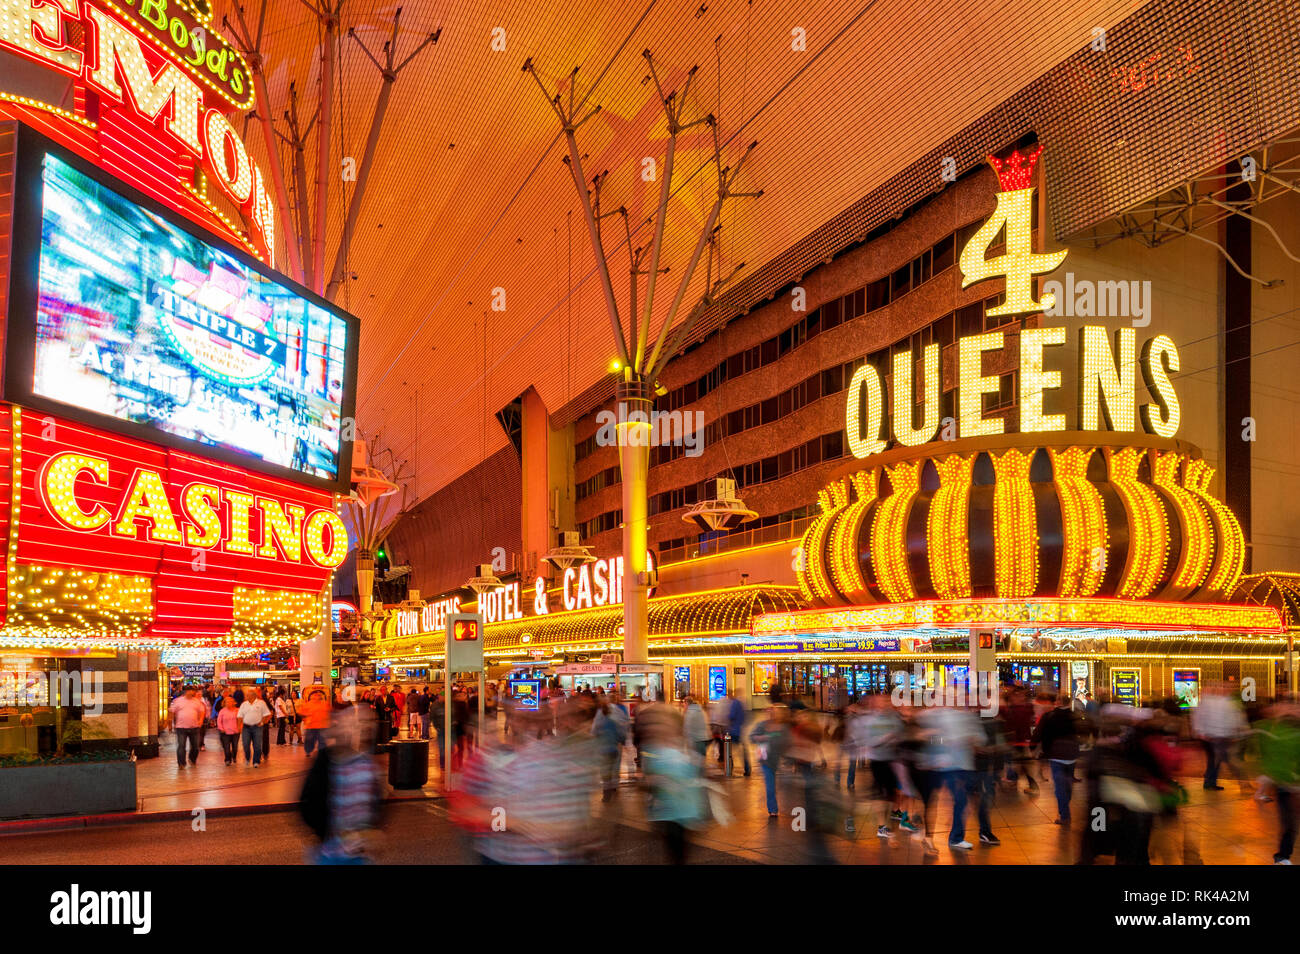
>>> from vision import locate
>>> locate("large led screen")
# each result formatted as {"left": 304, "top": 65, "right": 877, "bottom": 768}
{"left": 7, "top": 136, "right": 357, "bottom": 489}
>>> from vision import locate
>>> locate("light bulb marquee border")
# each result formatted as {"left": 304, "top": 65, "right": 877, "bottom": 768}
{"left": 752, "top": 597, "right": 1282, "bottom": 639}
{"left": 796, "top": 432, "right": 1247, "bottom": 608}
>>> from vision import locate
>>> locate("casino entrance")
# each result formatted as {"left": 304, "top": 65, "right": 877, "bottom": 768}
{"left": 776, "top": 661, "right": 901, "bottom": 710}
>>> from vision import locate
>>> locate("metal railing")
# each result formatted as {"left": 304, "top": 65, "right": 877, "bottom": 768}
{"left": 658, "top": 515, "right": 813, "bottom": 566}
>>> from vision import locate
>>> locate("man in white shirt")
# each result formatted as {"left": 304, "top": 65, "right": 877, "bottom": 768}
{"left": 169, "top": 685, "right": 207, "bottom": 768}
{"left": 1192, "top": 684, "right": 1250, "bottom": 791}
{"left": 237, "top": 688, "right": 273, "bottom": 767}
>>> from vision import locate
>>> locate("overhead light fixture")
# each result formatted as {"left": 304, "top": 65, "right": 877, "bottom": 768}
{"left": 683, "top": 477, "right": 757, "bottom": 533}
{"left": 349, "top": 439, "right": 399, "bottom": 507}
{"left": 465, "top": 563, "right": 503, "bottom": 595}
{"left": 543, "top": 531, "right": 596, "bottom": 571}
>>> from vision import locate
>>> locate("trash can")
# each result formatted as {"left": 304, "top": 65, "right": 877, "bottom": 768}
{"left": 387, "top": 739, "right": 429, "bottom": 789}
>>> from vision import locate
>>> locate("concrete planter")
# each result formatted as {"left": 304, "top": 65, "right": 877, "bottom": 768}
{"left": 0, "top": 761, "right": 137, "bottom": 819}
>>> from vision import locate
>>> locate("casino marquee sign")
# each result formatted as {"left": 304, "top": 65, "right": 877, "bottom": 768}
{"left": 801, "top": 145, "right": 1246, "bottom": 611}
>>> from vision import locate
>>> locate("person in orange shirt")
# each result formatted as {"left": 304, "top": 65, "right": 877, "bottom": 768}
{"left": 300, "top": 688, "right": 333, "bottom": 757}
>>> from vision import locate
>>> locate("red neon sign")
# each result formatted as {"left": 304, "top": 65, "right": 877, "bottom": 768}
{"left": 9, "top": 411, "right": 341, "bottom": 639}
{"left": 0, "top": 0, "right": 274, "bottom": 262}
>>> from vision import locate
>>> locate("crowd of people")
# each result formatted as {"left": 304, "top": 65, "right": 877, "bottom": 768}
{"left": 746, "top": 680, "right": 1300, "bottom": 866}
{"left": 167, "top": 682, "right": 332, "bottom": 768}
{"left": 165, "top": 674, "right": 1300, "bottom": 865}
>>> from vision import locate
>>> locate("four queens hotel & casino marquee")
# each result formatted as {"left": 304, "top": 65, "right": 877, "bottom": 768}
{"left": 0, "top": 0, "right": 359, "bottom": 763}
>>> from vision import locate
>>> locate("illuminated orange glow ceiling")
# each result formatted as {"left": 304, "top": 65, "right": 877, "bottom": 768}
{"left": 211, "top": 0, "right": 1147, "bottom": 501}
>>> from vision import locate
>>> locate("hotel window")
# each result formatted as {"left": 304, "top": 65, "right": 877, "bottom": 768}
{"left": 932, "top": 234, "right": 955, "bottom": 274}
{"left": 890, "top": 262, "right": 912, "bottom": 298}
{"left": 864, "top": 275, "right": 890, "bottom": 313}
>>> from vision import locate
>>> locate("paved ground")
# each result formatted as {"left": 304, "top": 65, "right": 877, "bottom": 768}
{"left": 0, "top": 799, "right": 750, "bottom": 865}
{"left": 4, "top": 726, "right": 1289, "bottom": 864}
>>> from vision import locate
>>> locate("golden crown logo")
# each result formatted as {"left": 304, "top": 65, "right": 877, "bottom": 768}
{"left": 958, "top": 144, "right": 1067, "bottom": 317}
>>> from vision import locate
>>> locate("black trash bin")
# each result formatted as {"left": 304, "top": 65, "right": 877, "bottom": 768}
{"left": 387, "top": 739, "right": 430, "bottom": 789}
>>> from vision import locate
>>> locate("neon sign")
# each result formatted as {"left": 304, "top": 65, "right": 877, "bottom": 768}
{"left": 39, "top": 449, "right": 347, "bottom": 567}
{"left": 0, "top": 0, "right": 274, "bottom": 260}
{"left": 845, "top": 145, "right": 1181, "bottom": 458}
{"left": 560, "top": 553, "right": 656, "bottom": 612}
{"left": 958, "top": 145, "right": 1066, "bottom": 317}
{"left": 845, "top": 326, "right": 1182, "bottom": 458}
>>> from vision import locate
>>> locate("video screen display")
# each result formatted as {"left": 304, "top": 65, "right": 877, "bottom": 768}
{"left": 17, "top": 148, "right": 355, "bottom": 486}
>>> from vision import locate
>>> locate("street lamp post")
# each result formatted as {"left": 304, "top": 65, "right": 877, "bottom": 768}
{"left": 525, "top": 53, "right": 762, "bottom": 669}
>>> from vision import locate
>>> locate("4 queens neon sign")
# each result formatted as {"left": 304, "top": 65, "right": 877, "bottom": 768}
{"left": 2, "top": 0, "right": 274, "bottom": 260}
{"left": 39, "top": 450, "right": 348, "bottom": 568}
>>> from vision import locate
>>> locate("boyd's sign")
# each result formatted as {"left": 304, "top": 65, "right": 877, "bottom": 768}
{"left": 1, "top": 0, "right": 274, "bottom": 260}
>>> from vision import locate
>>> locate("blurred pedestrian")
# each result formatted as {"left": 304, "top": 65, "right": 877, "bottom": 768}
{"left": 298, "top": 706, "right": 385, "bottom": 864}
{"left": 1033, "top": 693, "right": 1081, "bottom": 825}
{"left": 300, "top": 687, "right": 332, "bottom": 756}
{"left": 860, "top": 695, "right": 913, "bottom": 836}
{"left": 1193, "top": 683, "right": 1250, "bottom": 791}
{"left": 592, "top": 692, "right": 630, "bottom": 800}
{"left": 1256, "top": 696, "right": 1300, "bottom": 864}
{"left": 683, "top": 695, "right": 711, "bottom": 762}
{"left": 641, "top": 708, "right": 709, "bottom": 864}
{"left": 750, "top": 705, "right": 790, "bottom": 817}
{"left": 725, "top": 690, "right": 750, "bottom": 776}
{"left": 274, "top": 689, "right": 290, "bottom": 745}
{"left": 169, "top": 685, "right": 206, "bottom": 768}
{"left": 238, "top": 688, "right": 272, "bottom": 767}
{"left": 216, "top": 696, "right": 240, "bottom": 765}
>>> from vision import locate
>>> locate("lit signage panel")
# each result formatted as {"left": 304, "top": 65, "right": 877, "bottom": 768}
{"left": 6, "top": 131, "right": 359, "bottom": 491}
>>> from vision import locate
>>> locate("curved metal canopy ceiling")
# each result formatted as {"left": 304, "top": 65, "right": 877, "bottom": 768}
{"left": 211, "top": 0, "right": 1146, "bottom": 502}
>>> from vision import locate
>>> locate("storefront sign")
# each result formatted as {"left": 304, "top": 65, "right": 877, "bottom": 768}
{"left": 742, "top": 637, "right": 901, "bottom": 655}
{"left": 7, "top": 411, "right": 338, "bottom": 642}
{"left": 0, "top": 0, "right": 275, "bottom": 260}
{"left": 846, "top": 325, "right": 1181, "bottom": 457}
{"left": 37, "top": 448, "right": 346, "bottom": 568}
{"left": 845, "top": 145, "right": 1181, "bottom": 458}
{"left": 390, "top": 596, "right": 462, "bottom": 638}
{"left": 1110, "top": 668, "right": 1141, "bottom": 706}
{"left": 558, "top": 552, "right": 656, "bottom": 612}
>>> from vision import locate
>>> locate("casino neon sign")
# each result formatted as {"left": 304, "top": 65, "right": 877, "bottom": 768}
{"left": 39, "top": 450, "right": 348, "bottom": 567}
{"left": 0, "top": 0, "right": 275, "bottom": 260}
{"left": 845, "top": 145, "right": 1181, "bottom": 459}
